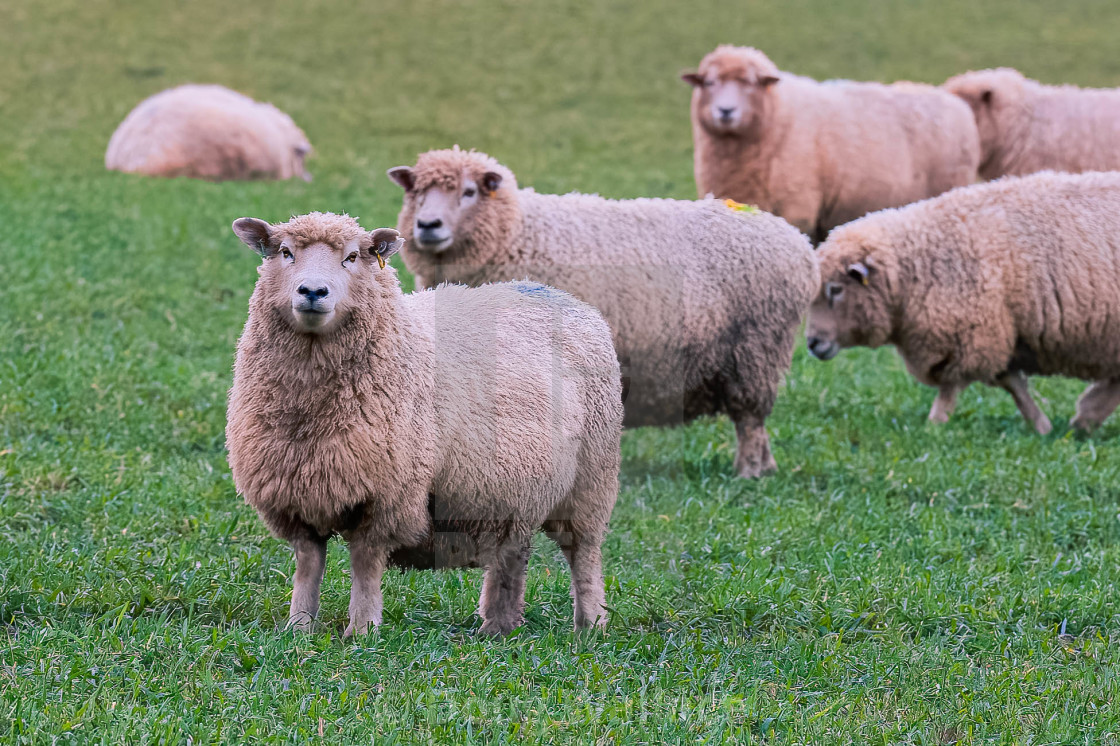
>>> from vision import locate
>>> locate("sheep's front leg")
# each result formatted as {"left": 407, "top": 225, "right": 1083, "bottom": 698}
{"left": 288, "top": 535, "right": 328, "bottom": 632}
{"left": 997, "top": 371, "right": 1051, "bottom": 435}
{"left": 478, "top": 538, "right": 531, "bottom": 636}
{"left": 928, "top": 383, "right": 963, "bottom": 424}
{"left": 1072, "top": 378, "right": 1120, "bottom": 432}
{"left": 344, "top": 541, "right": 388, "bottom": 637}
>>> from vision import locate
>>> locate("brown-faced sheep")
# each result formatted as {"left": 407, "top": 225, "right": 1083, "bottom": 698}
{"left": 226, "top": 212, "right": 622, "bottom": 636}
{"left": 683, "top": 46, "right": 980, "bottom": 242}
{"left": 943, "top": 68, "right": 1120, "bottom": 180}
{"left": 387, "top": 147, "right": 818, "bottom": 478}
{"left": 805, "top": 171, "right": 1120, "bottom": 434}
{"left": 106, "top": 85, "right": 313, "bottom": 182}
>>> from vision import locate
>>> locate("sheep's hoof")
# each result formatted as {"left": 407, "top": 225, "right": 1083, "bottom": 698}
{"left": 573, "top": 616, "right": 608, "bottom": 632}
{"left": 286, "top": 613, "right": 315, "bottom": 633}
{"left": 478, "top": 619, "right": 522, "bottom": 637}
{"left": 735, "top": 456, "right": 777, "bottom": 480}
{"left": 1032, "top": 417, "right": 1053, "bottom": 436}
{"left": 342, "top": 621, "right": 377, "bottom": 638}
{"left": 928, "top": 409, "right": 950, "bottom": 424}
{"left": 1070, "top": 414, "right": 1097, "bottom": 434}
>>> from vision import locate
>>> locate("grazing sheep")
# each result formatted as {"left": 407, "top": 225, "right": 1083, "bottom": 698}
{"left": 682, "top": 45, "right": 980, "bottom": 242}
{"left": 805, "top": 171, "right": 1120, "bottom": 434}
{"left": 226, "top": 212, "right": 622, "bottom": 636}
{"left": 387, "top": 147, "right": 818, "bottom": 478}
{"left": 106, "top": 85, "right": 313, "bottom": 181}
{"left": 943, "top": 68, "right": 1120, "bottom": 180}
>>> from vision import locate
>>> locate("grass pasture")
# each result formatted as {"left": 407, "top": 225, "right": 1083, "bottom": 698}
{"left": 3, "top": 0, "right": 1120, "bottom": 742}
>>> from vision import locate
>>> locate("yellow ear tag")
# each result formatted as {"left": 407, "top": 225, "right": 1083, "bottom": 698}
{"left": 376, "top": 253, "right": 386, "bottom": 270}
{"left": 860, "top": 275, "right": 869, "bottom": 286}
{"left": 724, "top": 198, "right": 758, "bottom": 214}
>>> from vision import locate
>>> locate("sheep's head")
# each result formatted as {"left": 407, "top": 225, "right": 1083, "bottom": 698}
{"left": 262, "top": 103, "right": 314, "bottom": 182}
{"left": 388, "top": 147, "right": 518, "bottom": 255}
{"left": 806, "top": 223, "right": 897, "bottom": 361}
{"left": 290, "top": 141, "right": 313, "bottom": 183}
{"left": 232, "top": 213, "right": 403, "bottom": 335}
{"left": 280, "top": 118, "right": 314, "bottom": 182}
{"left": 943, "top": 68, "right": 1025, "bottom": 171}
{"left": 682, "top": 45, "right": 780, "bottom": 138}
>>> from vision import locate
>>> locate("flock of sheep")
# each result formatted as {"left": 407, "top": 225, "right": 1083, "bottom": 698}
{"left": 105, "top": 45, "right": 1120, "bottom": 636}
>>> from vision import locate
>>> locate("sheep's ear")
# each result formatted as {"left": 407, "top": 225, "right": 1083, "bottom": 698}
{"left": 232, "top": 218, "right": 276, "bottom": 256}
{"left": 368, "top": 228, "right": 404, "bottom": 267}
{"left": 681, "top": 71, "right": 704, "bottom": 87}
{"left": 481, "top": 171, "right": 503, "bottom": 194}
{"left": 387, "top": 166, "right": 415, "bottom": 191}
{"left": 758, "top": 74, "right": 780, "bottom": 87}
{"left": 847, "top": 261, "right": 870, "bottom": 285}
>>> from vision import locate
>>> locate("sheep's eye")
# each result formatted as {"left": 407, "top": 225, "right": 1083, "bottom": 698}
{"left": 281, "top": 248, "right": 294, "bottom": 261}
{"left": 343, "top": 252, "right": 358, "bottom": 266}
{"left": 463, "top": 187, "right": 476, "bottom": 198}
{"left": 825, "top": 282, "right": 844, "bottom": 307}
{"left": 703, "top": 79, "right": 715, "bottom": 87}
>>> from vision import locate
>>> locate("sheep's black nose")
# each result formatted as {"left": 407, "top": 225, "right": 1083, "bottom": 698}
{"left": 718, "top": 107, "right": 736, "bottom": 118}
{"left": 297, "top": 284, "right": 329, "bottom": 302}
{"left": 417, "top": 218, "right": 443, "bottom": 230}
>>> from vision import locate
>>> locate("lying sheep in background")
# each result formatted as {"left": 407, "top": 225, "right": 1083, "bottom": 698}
{"left": 805, "top": 171, "right": 1120, "bottom": 434}
{"left": 388, "top": 147, "right": 818, "bottom": 478}
{"left": 106, "top": 85, "right": 313, "bottom": 182}
{"left": 226, "top": 212, "right": 622, "bottom": 636}
{"left": 943, "top": 68, "right": 1120, "bottom": 180}
{"left": 683, "top": 46, "right": 980, "bottom": 242}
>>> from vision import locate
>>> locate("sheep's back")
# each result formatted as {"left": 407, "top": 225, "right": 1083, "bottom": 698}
{"left": 1021, "top": 84, "right": 1120, "bottom": 175}
{"left": 780, "top": 79, "right": 979, "bottom": 222}
{"left": 504, "top": 194, "right": 816, "bottom": 423}
{"left": 403, "top": 281, "right": 621, "bottom": 517}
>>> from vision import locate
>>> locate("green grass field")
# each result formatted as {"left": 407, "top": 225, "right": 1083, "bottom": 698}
{"left": 4, "top": 0, "right": 1120, "bottom": 742}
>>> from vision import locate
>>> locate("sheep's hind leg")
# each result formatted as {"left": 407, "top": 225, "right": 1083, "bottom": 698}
{"left": 478, "top": 537, "right": 531, "bottom": 636}
{"left": 1072, "top": 378, "right": 1120, "bottom": 432}
{"left": 562, "top": 535, "right": 607, "bottom": 631}
{"left": 288, "top": 535, "right": 328, "bottom": 632}
{"left": 928, "top": 383, "right": 963, "bottom": 424}
{"left": 344, "top": 541, "right": 388, "bottom": 637}
{"left": 733, "top": 413, "right": 777, "bottom": 479}
{"left": 997, "top": 370, "right": 1051, "bottom": 435}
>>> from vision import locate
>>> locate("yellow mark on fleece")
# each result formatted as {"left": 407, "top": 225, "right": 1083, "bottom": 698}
{"left": 724, "top": 199, "right": 758, "bottom": 214}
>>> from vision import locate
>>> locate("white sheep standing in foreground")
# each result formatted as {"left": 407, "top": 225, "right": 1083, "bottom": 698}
{"left": 226, "top": 212, "right": 622, "bottom": 636}
{"left": 389, "top": 147, "right": 818, "bottom": 479}
{"left": 106, "top": 85, "right": 313, "bottom": 182}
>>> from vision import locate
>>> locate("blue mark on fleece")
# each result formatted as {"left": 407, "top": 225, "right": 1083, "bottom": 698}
{"left": 514, "top": 281, "right": 559, "bottom": 298}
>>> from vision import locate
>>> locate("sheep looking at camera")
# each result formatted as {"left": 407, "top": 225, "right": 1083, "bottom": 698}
{"left": 226, "top": 212, "right": 622, "bottom": 636}
{"left": 683, "top": 46, "right": 980, "bottom": 242}
{"left": 389, "top": 147, "right": 818, "bottom": 478}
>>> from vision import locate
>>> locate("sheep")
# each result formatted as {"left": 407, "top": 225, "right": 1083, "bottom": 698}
{"left": 804, "top": 171, "right": 1120, "bottom": 434}
{"left": 225, "top": 212, "right": 622, "bottom": 637}
{"left": 682, "top": 45, "right": 980, "bottom": 243}
{"left": 387, "top": 147, "right": 818, "bottom": 478}
{"left": 943, "top": 67, "right": 1120, "bottom": 180}
{"left": 106, "top": 85, "right": 313, "bottom": 182}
